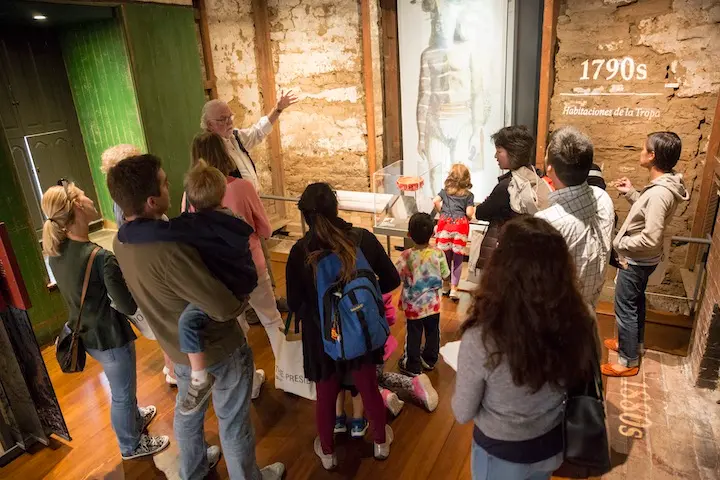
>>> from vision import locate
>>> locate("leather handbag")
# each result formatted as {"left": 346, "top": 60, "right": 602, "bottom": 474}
{"left": 56, "top": 246, "right": 100, "bottom": 373}
{"left": 554, "top": 358, "right": 612, "bottom": 478}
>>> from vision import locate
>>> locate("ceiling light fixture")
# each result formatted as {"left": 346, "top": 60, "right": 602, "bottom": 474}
{"left": 33, "top": 14, "right": 47, "bottom": 21}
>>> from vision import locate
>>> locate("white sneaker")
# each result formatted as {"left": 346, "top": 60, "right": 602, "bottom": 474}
{"left": 139, "top": 405, "right": 157, "bottom": 430}
{"left": 252, "top": 369, "right": 266, "bottom": 400}
{"left": 449, "top": 287, "right": 459, "bottom": 300}
{"left": 260, "top": 462, "right": 286, "bottom": 479}
{"left": 163, "top": 366, "right": 178, "bottom": 386}
{"left": 313, "top": 437, "right": 337, "bottom": 470}
{"left": 207, "top": 445, "right": 222, "bottom": 468}
{"left": 373, "top": 424, "right": 394, "bottom": 460}
{"left": 121, "top": 434, "right": 170, "bottom": 460}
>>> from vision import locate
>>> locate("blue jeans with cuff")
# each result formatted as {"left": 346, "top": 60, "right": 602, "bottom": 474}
{"left": 86, "top": 341, "right": 143, "bottom": 456}
{"left": 615, "top": 263, "right": 657, "bottom": 367}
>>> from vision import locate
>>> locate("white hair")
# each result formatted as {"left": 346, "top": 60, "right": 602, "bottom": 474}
{"left": 101, "top": 144, "right": 141, "bottom": 174}
{"left": 200, "top": 99, "right": 229, "bottom": 131}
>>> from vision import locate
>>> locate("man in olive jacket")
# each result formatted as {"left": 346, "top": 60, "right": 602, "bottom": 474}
{"left": 107, "top": 154, "right": 284, "bottom": 480}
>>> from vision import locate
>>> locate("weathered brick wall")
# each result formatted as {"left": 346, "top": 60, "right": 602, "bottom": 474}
{"left": 689, "top": 200, "right": 720, "bottom": 389}
{"left": 550, "top": 0, "right": 720, "bottom": 307}
{"left": 205, "top": 0, "right": 381, "bottom": 200}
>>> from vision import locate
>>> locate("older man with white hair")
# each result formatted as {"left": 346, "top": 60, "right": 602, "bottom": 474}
{"left": 201, "top": 92, "right": 298, "bottom": 319}
{"left": 200, "top": 90, "right": 298, "bottom": 191}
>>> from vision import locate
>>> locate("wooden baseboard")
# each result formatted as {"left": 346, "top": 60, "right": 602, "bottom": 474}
{"left": 596, "top": 301, "right": 693, "bottom": 329}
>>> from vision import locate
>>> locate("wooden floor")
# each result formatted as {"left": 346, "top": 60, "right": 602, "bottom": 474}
{"left": 2, "top": 258, "right": 689, "bottom": 480}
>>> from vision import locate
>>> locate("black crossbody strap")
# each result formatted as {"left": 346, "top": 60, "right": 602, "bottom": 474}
{"left": 233, "top": 130, "right": 257, "bottom": 173}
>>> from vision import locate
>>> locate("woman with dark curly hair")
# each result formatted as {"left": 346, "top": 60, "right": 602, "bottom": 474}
{"left": 452, "top": 215, "right": 598, "bottom": 480}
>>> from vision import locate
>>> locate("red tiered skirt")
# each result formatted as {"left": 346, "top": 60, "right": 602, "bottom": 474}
{"left": 435, "top": 215, "right": 470, "bottom": 255}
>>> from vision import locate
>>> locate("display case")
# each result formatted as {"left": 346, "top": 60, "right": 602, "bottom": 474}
{"left": 372, "top": 160, "right": 439, "bottom": 233}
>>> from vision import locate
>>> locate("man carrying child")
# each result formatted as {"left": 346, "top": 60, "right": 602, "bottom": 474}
{"left": 108, "top": 155, "right": 284, "bottom": 480}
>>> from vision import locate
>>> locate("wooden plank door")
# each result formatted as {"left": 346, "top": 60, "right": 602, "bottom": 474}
{"left": 0, "top": 26, "right": 100, "bottom": 232}
{"left": 121, "top": 2, "right": 206, "bottom": 218}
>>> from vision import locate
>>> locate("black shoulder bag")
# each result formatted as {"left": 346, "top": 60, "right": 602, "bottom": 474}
{"left": 554, "top": 357, "right": 612, "bottom": 478}
{"left": 56, "top": 246, "right": 100, "bottom": 373}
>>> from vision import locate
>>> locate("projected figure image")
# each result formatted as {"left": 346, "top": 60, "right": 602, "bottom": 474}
{"left": 415, "top": 0, "right": 490, "bottom": 193}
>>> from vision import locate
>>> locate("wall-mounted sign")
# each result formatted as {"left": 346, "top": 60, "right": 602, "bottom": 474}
{"left": 0, "top": 223, "right": 32, "bottom": 311}
{"left": 560, "top": 55, "right": 668, "bottom": 121}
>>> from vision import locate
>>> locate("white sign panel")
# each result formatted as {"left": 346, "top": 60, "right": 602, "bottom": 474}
{"left": 398, "top": 0, "right": 513, "bottom": 200}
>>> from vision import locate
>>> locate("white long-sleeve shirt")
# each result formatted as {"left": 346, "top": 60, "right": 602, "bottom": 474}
{"left": 224, "top": 116, "right": 273, "bottom": 192}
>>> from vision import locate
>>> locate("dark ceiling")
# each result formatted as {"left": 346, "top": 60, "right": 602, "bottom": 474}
{"left": 0, "top": 1, "right": 115, "bottom": 27}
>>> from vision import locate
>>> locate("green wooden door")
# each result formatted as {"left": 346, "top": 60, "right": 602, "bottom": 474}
{"left": 121, "top": 3, "right": 206, "bottom": 217}
{"left": 0, "top": 26, "right": 101, "bottom": 232}
{"left": 61, "top": 19, "right": 147, "bottom": 222}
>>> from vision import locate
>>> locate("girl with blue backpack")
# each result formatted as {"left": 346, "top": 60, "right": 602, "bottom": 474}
{"left": 286, "top": 183, "right": 401, "bottom": 470}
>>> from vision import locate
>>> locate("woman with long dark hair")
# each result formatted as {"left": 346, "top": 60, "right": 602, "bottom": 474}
{"left": 453, "top": 216, "right": 597, "bottom": 480}
{"left": 286, "top": 183, "right": 401, "bottom": 470}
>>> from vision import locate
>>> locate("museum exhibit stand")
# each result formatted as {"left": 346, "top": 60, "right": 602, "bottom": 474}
{"left": 372, "top": 160, "right": 439, "bottom": 250}
{"left": 0, "top": 223, "right": 69, "bottom": 466}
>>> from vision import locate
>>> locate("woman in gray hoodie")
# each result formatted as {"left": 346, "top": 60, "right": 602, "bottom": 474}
{"left": 603, "top": 131, "right": 689, "bottom": 377}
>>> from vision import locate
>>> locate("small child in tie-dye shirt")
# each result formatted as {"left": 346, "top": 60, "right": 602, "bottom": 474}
{"left": 396, "top": 212, "right": 450, "bottom": 376}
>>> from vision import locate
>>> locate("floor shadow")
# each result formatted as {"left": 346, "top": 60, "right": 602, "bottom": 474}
{"left": 10, "top": 437, "right": 73, "bottom": 478}
{"left": 117, "top": 457, "right": 167, "bottom": 479}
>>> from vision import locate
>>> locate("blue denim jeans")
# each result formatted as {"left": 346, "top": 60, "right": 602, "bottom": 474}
{"left": 471, "top": 442, "right": 563, "bottom": 480}
{"left": 86, "top": 341, "right": 143, "bottom": 456}
{"left": 174, "top": 342, "right": 262, "bottom": 480}
{"left": 178, "top": 304, "right": 209, "bottom": 354}
{"left": 615, "top": 264, "right": 657, "bottom": 367}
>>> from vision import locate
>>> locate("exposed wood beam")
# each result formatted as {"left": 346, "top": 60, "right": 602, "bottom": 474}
{"left": 380, "top": 0, "right": 401, "bottom": 168}
{"left": 251, "top": 0, "right": 286, "bottom": 217}
{"left": 361, "top": 0, "right": 377, "bottom": 183}
{"left": 535, "top": 0, "right": 561, "bottom": 169}
{"left": 687, "top": 93, "right": 720, "bottom": 268}
{"left": 194, "top": 0, "right": 218, "bottom": 99}
{"left": 203, "top": 78, "right": 217, "bottom": 91}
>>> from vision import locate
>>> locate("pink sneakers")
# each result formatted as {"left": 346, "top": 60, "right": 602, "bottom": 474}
{"left": 380, "top": 388, "right": 405, "bottom": 416}
{"left": 412, "top": 374, "right": 439, "bottom": 412}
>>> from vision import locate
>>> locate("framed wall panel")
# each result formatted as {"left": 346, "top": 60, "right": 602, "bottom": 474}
{"left": 398, "top": 0, "right": 516, "bottom": 199}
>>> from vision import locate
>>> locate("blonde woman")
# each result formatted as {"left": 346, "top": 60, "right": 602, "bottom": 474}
{"left": 42, "top": 180, "right": 169, "bottom": 460}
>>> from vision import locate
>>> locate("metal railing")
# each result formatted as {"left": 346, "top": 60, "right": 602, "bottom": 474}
{"left": 261, "top": 194, "right": 714, "bottom": 313}
{"left": 671, "top": 235, "right": 712, "bottom": 314}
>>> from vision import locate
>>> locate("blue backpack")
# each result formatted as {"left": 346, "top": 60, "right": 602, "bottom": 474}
{"left": 316, "top": 248, "right": 389, "bottom": 361}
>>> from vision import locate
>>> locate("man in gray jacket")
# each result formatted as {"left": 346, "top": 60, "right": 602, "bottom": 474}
{"left": 603, "top": 131, "right": 689, "bottom": 377}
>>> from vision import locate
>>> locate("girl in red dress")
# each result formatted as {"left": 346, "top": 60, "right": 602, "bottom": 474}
{"left": 433, "top": 164, "right": 475, "bottom": 299}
